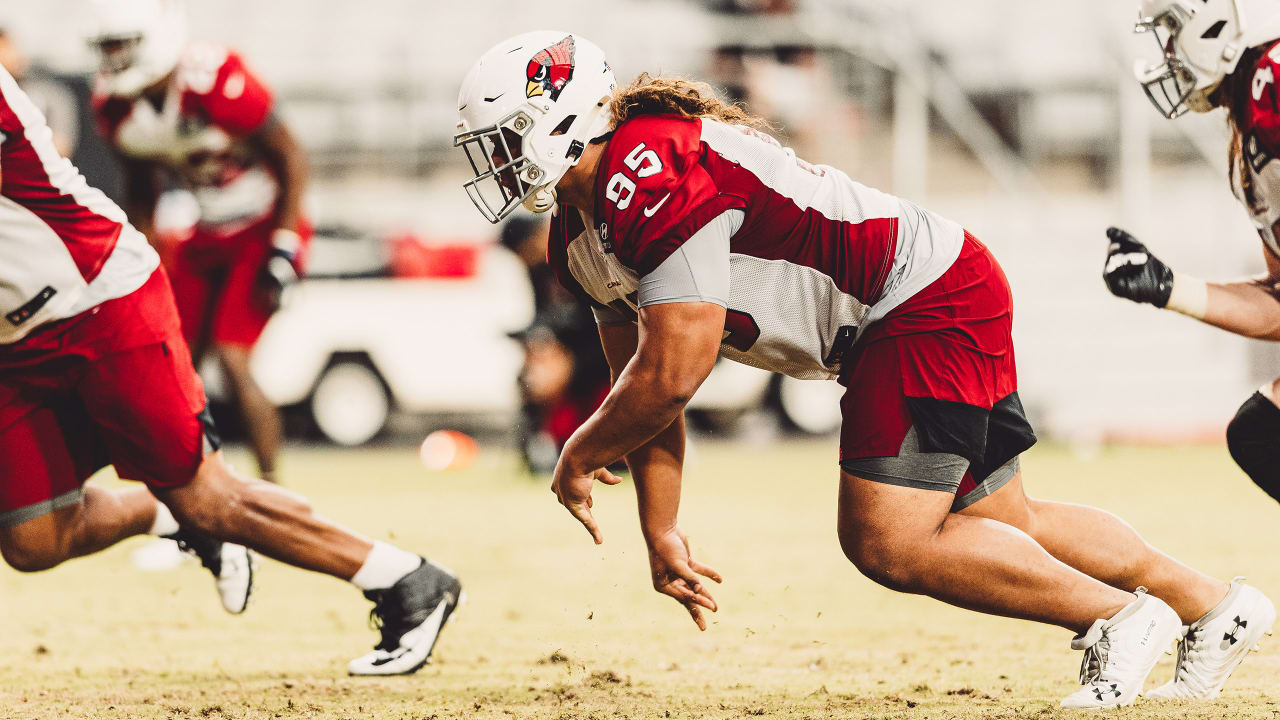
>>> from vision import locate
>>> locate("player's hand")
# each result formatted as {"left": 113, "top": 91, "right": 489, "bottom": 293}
{"left": 645, "top": 525, "right": 722, "bottom": 631}
{"left": 1103, "top": 227, "right": 1175, "bottom": 307}
{"left": 257, "top": 229, "right": 302, "bottom": 313}
{"left": 550, "top": 457, "right": 623, "bottom": 545}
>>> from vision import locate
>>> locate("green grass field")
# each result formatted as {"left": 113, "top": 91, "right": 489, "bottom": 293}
{"left": 3, "top": 439, "right": 1279, "bottom": 719}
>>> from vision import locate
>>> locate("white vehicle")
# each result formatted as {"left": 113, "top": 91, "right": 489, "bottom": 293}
{"left": 202, "top": 230, "right": 844, "bottom": 445}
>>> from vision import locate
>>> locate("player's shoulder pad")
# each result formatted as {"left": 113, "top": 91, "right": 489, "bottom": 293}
{"left": 1245, "top": 42, "right": 1280, "bottom": 152}
{"left": 176, "top": 43, "right": 235, "bottom": 97}
{"left": 594, "top": 115, "right": 741, "bottom": 275}
{"left": 178, "top": 44, "right": 273, "bottom": 135}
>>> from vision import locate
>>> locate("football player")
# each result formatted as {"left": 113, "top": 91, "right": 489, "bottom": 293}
{"left": 0, "top": 64, "right": 460, "bottom": 675}
{"left": 456, "top": 31, "right": 1271, "bottom": 708}
{"left": 87, "top": 0, "right": 305, "bottom": 484}
{"left": 1106, "top": 0, "right": 1280, "bottom": 699}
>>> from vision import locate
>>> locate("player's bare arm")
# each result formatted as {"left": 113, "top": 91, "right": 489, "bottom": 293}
{"left": 551, "top": 301, "right": 723, "bottom": 544}
{"left": 1104, "top": 225, "right": 1280, "bottom": 339}
{"left": 252, "top": 113, "right": 308, "bottom": 235}
{"left": 596, "top": 321, "right": 722, "bottom": 630}
{"left": 249, "top": 113, "right": 310, "bottom": 309}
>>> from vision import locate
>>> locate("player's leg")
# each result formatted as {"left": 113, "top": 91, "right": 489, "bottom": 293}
{"left": 958, "top": 471, "right": 1228, "bottom": 622}
{"left": 1224, "top": 376, "right": 1280, "bottom": 503}
{"left": 1, "top": 488, "right": 167, "bottom": 571}
{"left": 158, "top": 444, "right": 461, "bottom": 674}
{"left": 79, "top": 277, "right": 461, "bottom": 674}
{"left": 959, "top": 471, "right": 1274, "bottom": 701}
{"left": 836, "top": 237, "right": 1182, "bottom": 707}
{"left": 166, "top": 239, "right": 216, "bottom": 354}
{"left": 214, "top": 343, "right": 283, "bottom": 482}
{"left": 161, "top": 452, "right": 369, "bottom": 577}
{"left": 209, "top": 235, "right": 282, "bottom": 482}
{"left": 836, "top": 470, "right": 1134, "bottom": 630}
{"left": 0, "top": 402, "right": 172, "bottom": 572}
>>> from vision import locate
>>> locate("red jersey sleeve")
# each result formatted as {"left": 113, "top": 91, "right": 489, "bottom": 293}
{"left": 1245, "top": 43, "right": 1280, "bottom": 154}
{"left": 594, "top": 115, "right": 746, "bottom": 275}
{"left": 181, "top": 48, "right": 274, "bottom": 136}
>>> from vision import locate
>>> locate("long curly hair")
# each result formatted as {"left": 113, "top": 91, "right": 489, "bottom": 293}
{"left": 609, "top": 73, "right": 771, "bottom": 131}
{"left": 1223, "top": 46, "right": 1268, "bottom": 212}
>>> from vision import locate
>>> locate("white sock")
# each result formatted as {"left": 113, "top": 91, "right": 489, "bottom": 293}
{"left": 350, "top": 541, "right": 422, "bottom": 591}
{"left": 148, "top": 502, "right": 180, "bottom": 536}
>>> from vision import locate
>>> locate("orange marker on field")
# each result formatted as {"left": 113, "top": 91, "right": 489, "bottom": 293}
{"left": 419, "top": 430, "right": 478, "bottom": 471}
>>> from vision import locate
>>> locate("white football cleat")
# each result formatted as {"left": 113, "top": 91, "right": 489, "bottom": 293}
{"left": 1060, "top": 589, "right": 1182, "bottom": 709}
{"left": 211, "top": 543, "right": 256, "bottom": 615}
{"left": 165, "top": 530, "right": 256, "bottom": 614}
{"left": 1146, "top": 577, "right": 1275, "bottom": 701}
{"left": 347, "top": 559, "right": 463, "bottom": 676}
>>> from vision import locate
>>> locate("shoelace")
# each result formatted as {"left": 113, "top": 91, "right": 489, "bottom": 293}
{"left": 366, "top": 595, "right": 401, "bottom": 651}
{"left": 1171, "top": 625, "right": 1211, "bottom": 695}
{"left": 1079, "top": 628, "right": 1112, "bottom": 685}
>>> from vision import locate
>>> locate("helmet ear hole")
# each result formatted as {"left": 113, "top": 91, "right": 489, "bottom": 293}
{"left": 549, "top": 115, "right": 577, "bottom": 136}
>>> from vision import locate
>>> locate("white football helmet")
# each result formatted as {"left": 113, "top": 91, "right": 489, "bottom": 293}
{"left": 86, "top": 0, "right": 186, "bottom": 98}
{"left": 1134, "top": 0, "right": 1280, "bottom": 117}
{"left": 454, "top": 31, "right": 616, "bottom": 223}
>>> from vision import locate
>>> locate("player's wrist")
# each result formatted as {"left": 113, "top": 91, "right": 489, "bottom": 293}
{"left": 640, "top": 519, "right": 678, "bottom": 545}
{"left": 1165, "top": 272, "right": 1209, "bottom": 319}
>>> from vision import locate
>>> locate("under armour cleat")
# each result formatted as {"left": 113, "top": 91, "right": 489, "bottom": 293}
{"left": 1060, "top": 589, "right": 1182, "bottom": 709}
{"left": 1147, "top": 578, "right": 1275, "bottom": 701}
{"left": 347, "top": 558, "right": 462, "bottom": 676}
{"left": 165, "top": 529, "right": 255, "bottom": 614}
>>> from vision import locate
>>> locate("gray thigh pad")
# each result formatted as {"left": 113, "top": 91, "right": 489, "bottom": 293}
{"left": 840, "top": 426, "right": 970, "bottom": 494}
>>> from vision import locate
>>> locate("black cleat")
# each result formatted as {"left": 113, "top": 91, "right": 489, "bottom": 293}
{"left": 164, "top": 529, "right": 255, "bottom": 614}
{"left": 347, "top": 559, "right": 462, "bottom": 675}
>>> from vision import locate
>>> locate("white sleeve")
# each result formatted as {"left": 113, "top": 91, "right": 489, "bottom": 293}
{"left": 637, "top": 209, "right": 742, "bottom": 309}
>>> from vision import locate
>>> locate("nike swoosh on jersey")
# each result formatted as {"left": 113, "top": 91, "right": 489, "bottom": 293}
{"left": 643, "top": 193, "right": 672, "bottom": 218}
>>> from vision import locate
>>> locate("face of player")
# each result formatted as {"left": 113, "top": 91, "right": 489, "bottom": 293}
{"left": 93, "top": 37, "right": 143, "bottom": 76}
{"left": 488, "top": 128, "right": 526, "bottom": 196}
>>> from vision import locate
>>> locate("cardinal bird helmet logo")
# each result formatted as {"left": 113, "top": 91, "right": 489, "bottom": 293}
{"left": 526, "top": 35, "right": 576, "bottom": 101}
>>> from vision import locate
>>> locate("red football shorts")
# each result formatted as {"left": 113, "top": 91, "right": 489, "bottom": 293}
{"left": 838, "top": 232, "right": 1037, "bottom": 508}
{"left": 167, "top": 217, "right": 311, "bottom": 349}
{"left": 0, "top": 268, "right": 215, "bottom": 528}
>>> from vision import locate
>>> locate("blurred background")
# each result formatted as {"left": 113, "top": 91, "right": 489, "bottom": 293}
{"left": 3, "top": 0, "right": 1271, "bottom": 459}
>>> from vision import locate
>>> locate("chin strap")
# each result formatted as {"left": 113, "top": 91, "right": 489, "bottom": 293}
{"left": 520, "top": 96, "right": 612, "bottom": 217}
{"left": 523, "top": 186, "right": 557, "bottom": 214}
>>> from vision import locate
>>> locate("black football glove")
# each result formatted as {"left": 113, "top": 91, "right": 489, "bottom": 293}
{"left": 1103, "top": 227, "right": 1174, "bottom": 308}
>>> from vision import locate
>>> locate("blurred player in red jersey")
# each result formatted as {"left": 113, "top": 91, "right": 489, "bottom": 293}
{"left": 0, "top": 61, "right": 460, "bottom": 674}
{"left": 1104, "top": 0, "right": 1280, "bottom": 700}
{"left": 456, "top": 31, "right": 1270, "bottom": 708}
{"left": 87, "top": 0, "right": 307, "bottom": 483}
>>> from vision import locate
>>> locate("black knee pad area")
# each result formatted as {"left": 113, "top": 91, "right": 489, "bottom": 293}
{"left": 1226, "top": 392, "right": 1280, "bottom": 503}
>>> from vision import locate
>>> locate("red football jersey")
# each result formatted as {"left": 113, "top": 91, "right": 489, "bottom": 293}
{"left": 549, "top": 114, "right": 965, "bottom": 379}
{"left": 0, "top": 65, "right": 158, "bottom": 344}
{"left": 94, "top": 44, "right": 279, "bottom": 233}
{"left": 1233, "top": 40, "right": 1280, "bottom": 256}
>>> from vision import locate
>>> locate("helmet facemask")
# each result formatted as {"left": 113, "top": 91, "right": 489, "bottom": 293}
{"left": 456, "top": 109, "right": 547, "bottom": 224}
{"left": 94, "top": 36, "right": 144, "bottom": 75}
{"left": 86, "top": 0, "right": 186, "bottom": 99}
{"left": 1135, "top": 9, "right": 1204, "bottom": 118}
